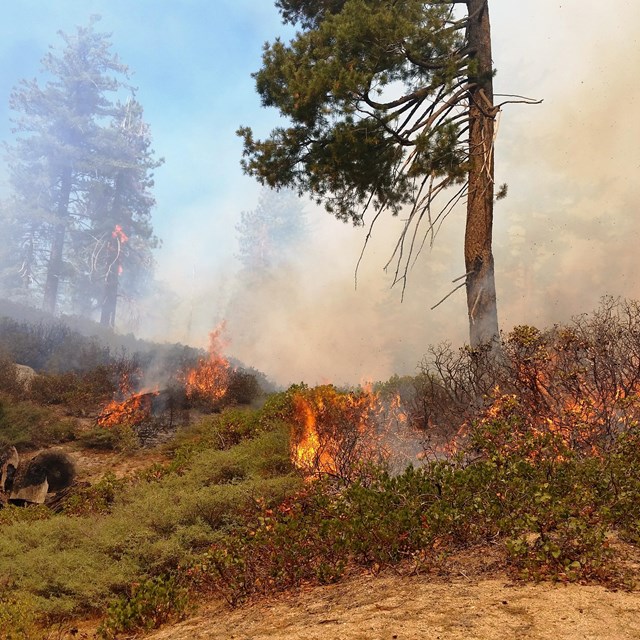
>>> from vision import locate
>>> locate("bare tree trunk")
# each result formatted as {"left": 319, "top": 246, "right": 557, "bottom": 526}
{"left": 465, "top": 0, "right": 499, "bottom": 348}
{"left": 43, "top": 166, "right": 72, "bottom": 315}
{"left": 100, "top": 261, "right": 119, "bottom": 328}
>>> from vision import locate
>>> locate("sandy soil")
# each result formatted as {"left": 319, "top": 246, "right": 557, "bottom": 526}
{"left": 140, "top": 571, "right": 640, "bottom": 640}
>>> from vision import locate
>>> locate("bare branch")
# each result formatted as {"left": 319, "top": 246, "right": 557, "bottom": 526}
{"left": 431, "top": 281, "right": 466, "bottom": 311}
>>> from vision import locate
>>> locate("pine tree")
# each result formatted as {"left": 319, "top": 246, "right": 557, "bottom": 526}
{"left": 236, "top": 188, "right": 307, "bottom": 275}
{"left": 80, "top": 98, "right": 162, "bottom": 328}
{"left": 238, "top": 0, "right": 524, "bottom": 348}
{"left": 4, "top": 16, "right": 160, "bottom": 325}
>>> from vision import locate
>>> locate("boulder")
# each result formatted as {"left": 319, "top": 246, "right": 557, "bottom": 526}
{"left": 9, "top": 451, "right": 76, "bottom": 505}
{"left": 15, "top": 364, "right": 36, "bottom": 390}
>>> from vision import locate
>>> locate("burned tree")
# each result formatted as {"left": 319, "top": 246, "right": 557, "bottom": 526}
{"left": 239, "top": 0, "right": 534, "bottom": 348}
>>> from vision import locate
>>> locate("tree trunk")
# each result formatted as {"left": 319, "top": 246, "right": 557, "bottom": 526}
{"left": 464, "top": 0, "right": 499, "bottom": 348}
{"left": 100, "top": 172, "right": 125, "bottom": 329}
{"left": 100, "top": 263, "right": 119, "bottom": 328}
{"left": 42, "top": 166, "right": 72, "bottom": 315}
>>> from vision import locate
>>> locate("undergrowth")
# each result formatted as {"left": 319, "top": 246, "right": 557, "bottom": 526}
{"left": 4, "top": 298, "right": 640, "bottom": 638}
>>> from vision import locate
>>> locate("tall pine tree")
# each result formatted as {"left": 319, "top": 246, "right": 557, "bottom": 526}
{"left": 239, "top": 1, "right": 528, "bottom": 348}
{"left": 4, "top": 16, "right": 161, "bottom": 327}
{"left": 79, "top": 98, "right": 162, "bottom": 328}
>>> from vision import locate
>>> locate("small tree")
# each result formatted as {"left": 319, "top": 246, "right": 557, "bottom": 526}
{"left": 239, "top": 0, "right": 532, "bottom": 348}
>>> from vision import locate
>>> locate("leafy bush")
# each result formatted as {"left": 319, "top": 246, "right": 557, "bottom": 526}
{"left": 0, "top": 395, "right": 79, "bottom": 450}
{"left": 78, "top": 424, "right": 139, "bottom": 453}
{"left": 98, "top": 575, "right": 189, "bottom": 638}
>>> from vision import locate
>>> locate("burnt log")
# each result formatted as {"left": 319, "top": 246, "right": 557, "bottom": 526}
{"left": 0, "top": 445, "right": 19, "bottom": 493}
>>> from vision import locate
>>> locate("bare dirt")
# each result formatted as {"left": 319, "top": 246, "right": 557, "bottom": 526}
{"left": 141, "top": 571, "right": 640, "bottom": 640}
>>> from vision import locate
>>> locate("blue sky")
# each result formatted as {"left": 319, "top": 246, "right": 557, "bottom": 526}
{"left": 0, "top": 1, "right": 288, "bottom": 265}
{"left": 0, "top": 1, "right": 638, "bottom": 385}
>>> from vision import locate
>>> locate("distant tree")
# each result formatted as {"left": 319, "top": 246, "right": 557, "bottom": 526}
{"left": 4, "top": 16, "right": 161, "bottom": 325}
{"left": 235, "top": 188, "right": 307, "bottom": 276}
{"left": 239, "top": 1, "right": 531, "bottom": 348}
{"left": 79, "top": 98, "right": 162, "bottom": 328}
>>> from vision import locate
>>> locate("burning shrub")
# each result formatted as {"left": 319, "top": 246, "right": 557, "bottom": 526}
{"left": 287, "top": 385, "right": 392, "bottom": 481}
{"left": 413, "top": 297, "right": 640, "bottom": 459}
{"left": 184, "top": 324, "right": 231, "bottom": 412}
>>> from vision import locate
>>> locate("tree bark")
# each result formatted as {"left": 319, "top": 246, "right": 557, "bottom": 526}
{"left": 100, "top": 262, "right": 119, "bottom": 328}
{"left": 42, "top": 166, "right": 72, "bottom": 315}
{"left": 464, "top": 0, "right": 500, "bottom": 348}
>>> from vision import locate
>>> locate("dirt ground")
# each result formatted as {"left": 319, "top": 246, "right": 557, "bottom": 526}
{"left": 138, "top": 571, "right": 640, "bottom": 640}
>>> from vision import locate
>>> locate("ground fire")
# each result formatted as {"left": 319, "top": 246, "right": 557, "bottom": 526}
{"left": 96, "top": 390, "right": 158, "bottom": 429}
{"left": 184, "top": 323, "right": 231, "bottom": 408}
{"left": 289, "top": 384, "right": 421, "bottom": 479}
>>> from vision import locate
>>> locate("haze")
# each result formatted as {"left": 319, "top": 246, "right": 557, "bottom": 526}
{"left": 0, "top": 1, "right": 637, "bottom": 386}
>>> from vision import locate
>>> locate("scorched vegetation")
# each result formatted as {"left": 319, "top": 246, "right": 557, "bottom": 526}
{"left": 2, "top": 297, "right": 640, "bottom": 638}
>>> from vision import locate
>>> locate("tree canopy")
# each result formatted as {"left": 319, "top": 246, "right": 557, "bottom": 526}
{"left": 3, "top": 16, "right": 161, "bottom": 328}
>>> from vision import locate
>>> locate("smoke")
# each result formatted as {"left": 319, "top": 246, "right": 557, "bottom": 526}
{"left": 128, "top": 1, "right": 639, "bottom": 388}
{"left": 493, "top": 0, "right": 640, "bottom": 333}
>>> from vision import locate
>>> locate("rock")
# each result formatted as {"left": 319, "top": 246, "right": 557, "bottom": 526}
{"left": 14, "top": 364, "right": 36, "bottom": 390}
{"left": 9, "top": 451, "right": 76, "bottom": 505}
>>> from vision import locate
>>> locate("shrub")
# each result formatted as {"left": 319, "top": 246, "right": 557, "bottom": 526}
{"left": 0, "top": 396, "right": 79, "bottom": 450}
{"left": 78, "top": 424, "right": 139, "bottom": 452}
{"left": 98, "top": 575, "right": 189, "bottom": 638}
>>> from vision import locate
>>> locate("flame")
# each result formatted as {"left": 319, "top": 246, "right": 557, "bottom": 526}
{"left": 185, "top": 322, "right": 231, "bottom": 404}
{"left": 289, "top": 384, "right": 418, "bottom": 478}
{"left": 97, "top": 390, "right": 157, "bottom": 429}
{"left": 112, "top": 224, "right": 129, "bottom": 244}
{"left": 452, "top": 369, "right": 640, "bottom": 461}
{"left": 291, "top": 393, "right": 335, "bottom": 473}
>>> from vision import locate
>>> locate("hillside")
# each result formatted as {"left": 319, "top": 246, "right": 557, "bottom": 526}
{"left": 4, "top": 301, "right": 640, "bottom": 639}
{"left": 141, "top": 571, "right": 640, "bottom": 640}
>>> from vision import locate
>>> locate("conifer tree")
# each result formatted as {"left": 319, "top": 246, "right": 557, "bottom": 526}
{"left": 4, "top": 16, "right": 161, "bottom": 326}
{"left": 239, "top": 0, "right": 523, "bottom": 348}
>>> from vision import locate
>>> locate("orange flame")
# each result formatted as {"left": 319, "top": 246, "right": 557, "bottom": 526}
{"left": 97, "top": 390, "right": 157, "bottom": 429}
{"left": 289, "top": 385, "right": 418, "bottom": 478}
{"left": 185, "top": 323, "right": 231, "bottom": 404}
{"left": 112, "top": 224, "right": 128, "bottom": 244}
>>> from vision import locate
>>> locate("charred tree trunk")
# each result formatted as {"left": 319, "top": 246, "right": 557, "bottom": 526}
{"left": 464, "top": 0, "right": 499, "bottom": 349}
{"left": 43, "top": 166, "right": 72, "bottom": 315}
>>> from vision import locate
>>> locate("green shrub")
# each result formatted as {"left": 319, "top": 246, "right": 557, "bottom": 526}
{"left": 0, "top": 396, "right": 79, "bottom": 450}
{"left": 62, "top": 473, "right": 126, "bottom": 516}
{"left": 78, "top": 424, "right": 139, "bottom": 452}
{"left": 0, "top": 593, "right": 40, "bottom": 640}
{"left": 98, "top": 575, "right": 189, "bottom": 638}
{"left": 29, "top": 367, "right": 116, "bottom": 414}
